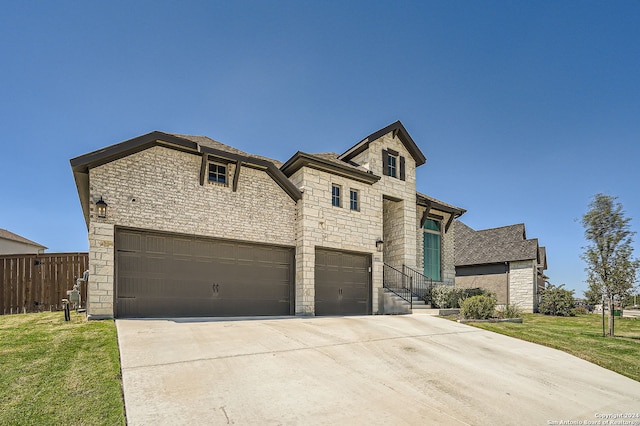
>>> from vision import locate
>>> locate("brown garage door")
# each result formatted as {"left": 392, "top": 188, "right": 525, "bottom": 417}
{"left": 315, "top": 248, "right": 371, "bottom": 316}
{"left": 115, "top": 229, "right": 294, "bottom": 318}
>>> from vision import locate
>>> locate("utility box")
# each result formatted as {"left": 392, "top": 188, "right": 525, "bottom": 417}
{"left": 68, "top": 289, "right": 80, "bottom": 304}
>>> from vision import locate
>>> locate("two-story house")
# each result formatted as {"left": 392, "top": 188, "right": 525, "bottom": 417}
{"left": 71, "top": 121, "right": 465, "bottom": 319}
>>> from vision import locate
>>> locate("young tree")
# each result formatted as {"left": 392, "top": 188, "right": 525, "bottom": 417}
{"left": 581, "top": 194, "right": 640, "bottom": 337}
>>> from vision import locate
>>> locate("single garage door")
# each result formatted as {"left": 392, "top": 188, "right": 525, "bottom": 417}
{"left": 315, "top": 248, "right": 371, "bottom": 316}
{"left": 115, "top": 229, "right": 294, "bottom": 318}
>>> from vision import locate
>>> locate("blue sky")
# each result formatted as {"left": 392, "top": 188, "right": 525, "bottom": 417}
{"left": 1, "top": 1, "right": 639, "bottom": 296}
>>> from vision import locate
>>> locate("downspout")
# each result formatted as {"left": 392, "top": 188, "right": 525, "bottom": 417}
{"left": 505, "top": 261, "right": 510, "bottom": 306}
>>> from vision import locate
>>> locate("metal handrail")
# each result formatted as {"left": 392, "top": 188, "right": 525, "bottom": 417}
{"left": 402, "top": 265, "right": 434, "bottom": 306}
{"left": 383, "top": 263, "right": 413, "bottom": 309}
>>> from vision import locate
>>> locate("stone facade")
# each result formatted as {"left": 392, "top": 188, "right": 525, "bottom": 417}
{"left": 89, "top": 146, "right": 296, "bottom": 245}
{"left": 290, "top": 167, "right": 382, "bottom": 315}
{"left": 352, "top": 132, "right": 418, "bottom": 270}
{"left": 86, "top": 222, "right": 114, "bottom": 319}
{"left": 508, "top": 260, "right": 537, "bottom": 313}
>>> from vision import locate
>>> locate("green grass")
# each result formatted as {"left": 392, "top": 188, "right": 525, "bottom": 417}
{"left": 0, "top": 312, "right": 126, "bottom": 426}
{"left": 465, "top": 313, "right": 640, "bottom": 382}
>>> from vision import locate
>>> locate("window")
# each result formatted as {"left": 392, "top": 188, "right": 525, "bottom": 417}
{"left": 208, "top": 162, "right": 227, "bottom": 185}
{"left": 382, "top": 149, "right": 405, "bottom": 180}
{"left": 332, "top": 184, "right": 341, "bottom": 207}
{"left": 349, "top": 189, "right": 359, "bottom": 211}
{"left": 423, "top": 219, "right": 441, "bottom": 281}
{"left": 387, "top": 154, "right": 397, "bottom": 178}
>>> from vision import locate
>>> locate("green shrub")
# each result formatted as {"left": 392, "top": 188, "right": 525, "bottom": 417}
{"left": 539, "top": 284, "right": 575, "bottom": 316}
{"left": 431, "top": 285, "right": 458, "bottom": 308}
{"left": 460, "top": 295, "right": 496, "bottom": 319}
{"left": 571, "top": 306, "right": 589, "bottom": 316}
{"left": 431, "top": 286, "right": 492, "bottom": 309}
{"left": 496, "top": 303, "right": 523, "bottom": 319}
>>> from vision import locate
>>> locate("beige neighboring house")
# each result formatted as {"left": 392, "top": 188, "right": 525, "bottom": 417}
{"left": 70, "top": 121, "right": 465, "bottom": 319}
{"left": 454, "top": 221, "right": 548, "bottom": 313}
{"left": 0, "top": 229, "right": 47, "bottom": 255}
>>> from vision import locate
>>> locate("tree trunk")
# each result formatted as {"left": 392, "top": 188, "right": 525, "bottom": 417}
{"left": 608, "top": 296, "right": 614, "bottom": 337}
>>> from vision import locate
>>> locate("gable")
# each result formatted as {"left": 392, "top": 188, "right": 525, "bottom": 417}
{"left": 339, "top": 121, "right": 427, "bottom": 167}
{"left": 71, "top": 131, "right": 301, "bottom": 228}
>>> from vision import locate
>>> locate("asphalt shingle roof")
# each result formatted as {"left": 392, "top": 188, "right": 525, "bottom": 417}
{"left": 0, "top": 229, "right": 46, "bottom": 249}
{"left": 455, "top": 221, "right": 542, "bottom": 267}
{"left": 171, "top": 134, "right": 284, "bottom": 167}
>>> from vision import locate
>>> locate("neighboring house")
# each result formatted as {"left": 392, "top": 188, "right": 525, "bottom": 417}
{"left": 0, "top": 229, "right": 47, "bottom": 255}
{"left": 454, "top": 221, "right": 548, "bottom": 313}
{"left": 70, "top": 121, "right": 465, "bottom": 319}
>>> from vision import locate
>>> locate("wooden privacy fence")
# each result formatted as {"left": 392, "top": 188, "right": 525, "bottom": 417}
{"left": 0, "top": 253, "right": 89, "bottom": 315}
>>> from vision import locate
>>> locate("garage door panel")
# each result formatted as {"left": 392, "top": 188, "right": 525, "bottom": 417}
{"left": 116, "top": 229, "right": 294, "bottom": 318}
{"left": 315, "top": 248, "right": 371, "bottom": 316}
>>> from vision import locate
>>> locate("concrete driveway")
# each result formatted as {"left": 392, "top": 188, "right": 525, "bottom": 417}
{"left": 116, "top": 315, "right": 640, "bottom": 425}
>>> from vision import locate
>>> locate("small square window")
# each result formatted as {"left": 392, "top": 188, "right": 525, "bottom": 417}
{"left": 350, "top": 189, "right": 359, "bottom": 211}
{"left": 208, "top": 163, "right": 227, "bottom": 185}
{"left": 332, "top": 184, "right": 341, "bottom": 207}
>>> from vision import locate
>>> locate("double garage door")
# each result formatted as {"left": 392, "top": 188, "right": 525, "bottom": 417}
{"left": 115, "top": 229, "right": 294, "bottom": 318}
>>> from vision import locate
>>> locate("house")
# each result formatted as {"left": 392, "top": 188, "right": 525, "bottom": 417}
{"left": 454, "top": 221, "right": 548, "bottom": 312}
{"left": 0, "top": 229, "right": 47, "bottom": 255}
{"left": 70, "top": 121, "right": 465, "bottom": 319}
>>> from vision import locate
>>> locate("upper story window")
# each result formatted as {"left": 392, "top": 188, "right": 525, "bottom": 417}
{"left": 208, "top": 162, "right": 228, "bottom": 185}
{"left": 350, "top": 189, "right": 359, "bottom": 211}
{"left": 388, "top": 154, "right": 397, "bottom": 178}
{"left": 382, "top": 149, "right": 405, "bottom": 181}
{"left": 332, "top": 184, "right": 341, "bottom": 207}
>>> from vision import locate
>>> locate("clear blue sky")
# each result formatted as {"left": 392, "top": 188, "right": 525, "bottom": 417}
{"left": 1, "top": 1, "right": 639, "bottom": 297}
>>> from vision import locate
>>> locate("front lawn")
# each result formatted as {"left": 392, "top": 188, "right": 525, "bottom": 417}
{"left": 0, "top": 312, "right": 126, "bottom": 426}
{"left": 466, "top": 313, "right": 640, "bottom": 382}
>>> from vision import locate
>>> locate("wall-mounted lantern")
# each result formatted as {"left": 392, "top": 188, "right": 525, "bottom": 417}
{"left": 376, "top": 239, "right": 384, "bottom": 252}
{"left": 96, "top": 197, "right": 108, "bottom": 218}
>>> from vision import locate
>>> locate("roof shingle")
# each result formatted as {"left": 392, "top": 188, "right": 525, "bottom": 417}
{"left": 454, "top": 221, "right": 542, "bottom": 267}
{"left": 0, "top": 229, "right": 46, "bottom": 249}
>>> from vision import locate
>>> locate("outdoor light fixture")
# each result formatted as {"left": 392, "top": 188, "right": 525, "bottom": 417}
{"left": 96, "top": 197, "right": 108, "bottom": 218}
{"left": 376, "top": 239, "right": 384, "bottom": 252}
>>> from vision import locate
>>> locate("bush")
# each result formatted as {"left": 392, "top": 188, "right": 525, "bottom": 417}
{"left": 496, "top": 303, "right": 523, "bottom": 319}
{"left": 431, "top": 285, "right": 461, "bottom": 308}
{"left": 571, "top": 307, "right": 589, "bottom": 316}
{"left": 431, "top": 286, "right": 491, "bottom": 309}
{"left": 460, "top": 295, "right": 496, "bottom": 319}
{"left": 539, "top": 284, "right": 575, "bottom": 316}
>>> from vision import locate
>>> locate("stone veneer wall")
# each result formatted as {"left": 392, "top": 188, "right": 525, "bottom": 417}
{"left": 290, "top": 167, "right": 382, "bottom": 315}
{"left": 87, "top": 222, "right": 114, "bottom": 319}
{"left": 415, "top": 206, "right": 456, "bottom": 285}
{"left": 508, "top": 260, "right": 537, "bottom": 313}
{"left": 86, "top": 145, "right": 297, "bottom": 318}
{"left": 351, "top": 132, "right": 418, "bottom": 270}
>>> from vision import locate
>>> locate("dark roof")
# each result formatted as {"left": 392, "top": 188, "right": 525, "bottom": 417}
{"left": 70, "top": 131, "right": 301, "bottom": 228}
{"left": 538, "top": 246, "right": 547, "bottom": 270}
{"left": 171, "top": 134, "right": 284, "bottom": 167}
{"left": 416, "top": 192, "right": 466, "bottom": 216}
{"left": 0, "top": 229, "right": 47, "bottom": 249}
{"left": 339, "top": 121, "right": 427, "bottom": 167}
{"left": 280, "top": 151, "right": 381, "bottom": 184}
{"left": 455, "top": 221, "right": 544, "bottom": 267}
